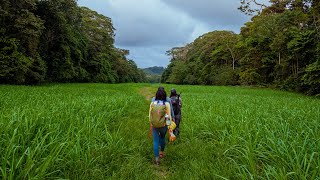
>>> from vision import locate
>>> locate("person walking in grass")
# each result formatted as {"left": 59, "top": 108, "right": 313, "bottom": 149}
{"left": 149, "top": 87, "right": 173, "bottom": 165}
{"left": 170, "top": 88, "right": 182, "bottom": 136}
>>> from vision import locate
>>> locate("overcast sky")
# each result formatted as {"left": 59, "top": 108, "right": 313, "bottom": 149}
{"left": 77, "top": 0, "right": 254, "bottom": 68}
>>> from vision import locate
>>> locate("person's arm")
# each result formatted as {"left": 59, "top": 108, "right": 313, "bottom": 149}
{"left": 165, "top": 102, "right": 173, "bottom": 122}
{"left": 149, "top": 102, "right": 152, "bottom": 121}
{"left": 148, "top": 102, "right": 153, "bottom": 137}
{"left": 165, "top": 102, "right": 175, "bottom": 138}
{"left": 149, "top": 98, "right": 155, "bottom": 124}
{"left": 179, "top": 96, "right": 182, "bottom": 108}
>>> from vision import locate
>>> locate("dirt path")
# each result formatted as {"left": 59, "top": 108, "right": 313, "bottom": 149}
{"left": 138, "top": 86, "right": 171, "bottom": 179}
{"left": 139, "top": 86, "right": 155, "bottom": 101}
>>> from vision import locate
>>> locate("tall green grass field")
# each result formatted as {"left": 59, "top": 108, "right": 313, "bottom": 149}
{"left": 0, "top": 83, "right": 319, "bottom": 179}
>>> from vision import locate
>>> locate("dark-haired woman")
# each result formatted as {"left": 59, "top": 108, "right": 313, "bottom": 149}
{"left": 149, "top": 87, "right": 173, "bottom": 165}
{"left": 152, "top": 87, "right": 175, "bottom": 120}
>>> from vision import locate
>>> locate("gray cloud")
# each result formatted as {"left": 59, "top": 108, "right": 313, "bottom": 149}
{"left": 161, "top": 0, "right": 250, "bottom": 29}
{"left": 119, "top": 45, "right": 171, "bottom": 68}
{"left": 77, "top": 0, "right": 253, "bottom": 68}
{"left": 105, "top": 0, "right": 197, "bottom": 47}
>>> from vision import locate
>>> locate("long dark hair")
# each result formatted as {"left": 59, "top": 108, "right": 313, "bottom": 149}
{"left": 155, "top": 86, "right": 167, "bottom": 101}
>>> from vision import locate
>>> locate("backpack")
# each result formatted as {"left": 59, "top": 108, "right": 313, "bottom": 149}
{"left": 171, "top": 95, "right": 181, "bottom": 115}
{"left": 150, "top": 100, "right": 167, "bottom": 128}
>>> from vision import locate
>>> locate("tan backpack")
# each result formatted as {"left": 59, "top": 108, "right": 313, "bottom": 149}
{"left": 150, "top": 101, "right": 167, "bottom": 128}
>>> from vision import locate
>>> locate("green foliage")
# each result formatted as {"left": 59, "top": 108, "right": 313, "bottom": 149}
{"left": 211, "top": 66, "right": 239, "bottom": 85}
{"left": 25, "top": 55, "right": 47, "bottom": 84}
{"left": 142, "top": 66, "right": 165, "bottom": 75}
{"left": 164, "top": 0, "right": 320, "bottom": 96}
{"left": 167, "top": 61, "right": 188, "bottom": 84}
{"left": 0, "top": 84, "right": 156, "bottom": 179}
{"left": 0, "top": 0, "right": 146, "bottom": 84}
{"left": 0, "top": 0, "right": 46, "bottom": 84}
{"left": 145, "top": 74, "right": 161, "bottom": 83}
{"left": 0, "top": 38, "right": 32, "bottom": 84}
{"left": 1, "top": 84, "right": 319, "bottom": 179}
{"left": 302, "top": 59, "right": 320, "bottom": 95}
{"left": 161, "top": 63, "right": 174, "bottom": 83}
{"left": 165, "top": 31, "right": 240, "bottom": 85}
{"left": 167, "top": 84, "right": 320, "bottom": 179}
{"left": 239, "top": 68, "right": 261, "bottom": 85}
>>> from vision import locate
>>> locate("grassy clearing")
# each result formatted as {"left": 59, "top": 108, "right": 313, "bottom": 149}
{"left": 0, "top": 83, "right": 157, "bottom": 179}
{"left": 0, "top": 83, "right": 319, "bottom": 179}
{"left": 163, "top": 85, "right": 320, "bottom": 179}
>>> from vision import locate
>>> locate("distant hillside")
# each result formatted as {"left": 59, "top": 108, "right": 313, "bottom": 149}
{"left": 141, "top": 66, "right": 165, "bottom": 83}
{"left": 142, "top": 66, "right": 165, "bottom": 75}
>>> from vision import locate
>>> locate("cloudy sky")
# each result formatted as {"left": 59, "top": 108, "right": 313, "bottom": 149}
{"left": 77, "top": 0, "right": 254, "bottom": 68}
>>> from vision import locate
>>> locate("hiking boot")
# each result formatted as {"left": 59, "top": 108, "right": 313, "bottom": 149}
{"left": 159, "top": 151, "right": 165, "bottom": 158}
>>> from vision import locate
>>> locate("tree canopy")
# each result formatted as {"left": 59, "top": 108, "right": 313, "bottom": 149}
{"left": 163, "top": 0, "right": 320, "bottom": 95}
{"left": 0, "top": 0, "right": 146, "bottom": 84}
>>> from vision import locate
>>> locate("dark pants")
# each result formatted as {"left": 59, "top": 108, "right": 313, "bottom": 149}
{"left": 152, "top": 126, "right": 167, "bottom": 157}
{"left": 174, "top": 113, "right": 181, "bottom": 136}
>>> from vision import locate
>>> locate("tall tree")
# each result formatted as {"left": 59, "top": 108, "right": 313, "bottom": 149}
{"left": 36, "top": 0, "right": 83, "bottom": 82}
{"left": 0, "top": 0, "right": 46, "bottom": 84}
{"left": 80, "top": 7, "right": 116, "bottom": 82}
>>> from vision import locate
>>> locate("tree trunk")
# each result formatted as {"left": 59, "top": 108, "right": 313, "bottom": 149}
{"left": 296, "top": 58, "right": 299, "bottom": 77}
{"left": 227, "top": 46, "right": 236, "bottom": 70}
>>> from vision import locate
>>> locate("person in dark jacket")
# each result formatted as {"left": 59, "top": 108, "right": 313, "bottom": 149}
{"left": 170, "top": 88, "right": 182, "bottom": 136}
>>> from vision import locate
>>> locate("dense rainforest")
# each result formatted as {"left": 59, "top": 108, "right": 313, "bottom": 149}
{"left": 1, "top": 0, "right": 319, "bottom": 96}
{"left": 0, "top": 0, "right": 146, "bottom": 84}
{"left": 162, "top": 0, "right": 320, "bottom": 96}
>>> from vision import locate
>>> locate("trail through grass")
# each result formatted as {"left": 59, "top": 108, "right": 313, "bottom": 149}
{"left": 139, "top": 87, "right": 155, "bottom": 101}
{"left": 138, "top": 86, "right": 172, "bottom": 179}
{"left": 0, "top": 83, "right": 319, "bottom": 179}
